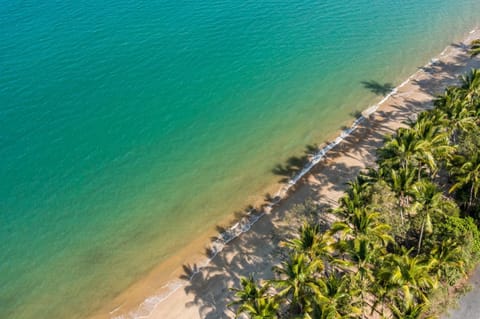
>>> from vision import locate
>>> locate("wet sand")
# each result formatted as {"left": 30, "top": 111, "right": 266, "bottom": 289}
{"left": 103, "top": 29, "right": 480, "bottom": 319}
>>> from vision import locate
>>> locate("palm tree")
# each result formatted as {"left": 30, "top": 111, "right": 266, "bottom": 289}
{"left": 331, "top": 207, "right": 393, "bottom": 246}
{"left": 272, "top": 253, "right": 322, "bottom": 314}
{"left": 411, "top": 109, "right": 446, "bottom": 128}
{"left": 389, "top": 297, "right": 430, "bottom": 319}
{"left": 283, "top": 223, "right": 334, "bottom": 263}
{"left": 230, "top": 275, "right": 263, "bottom": 307}
{"left": 283, "top": 223, "right": 321, "bottom": 257}
{"left": 384, "top": 166, "right": 417, "bottom": 224}
{"left": 430, "top": 238, "right": 466, "bottom": 285}
{"left": 371, "top": 254, "right": 400, "bottom": 318}
{"left": 235, "top": 296, "right": 279, "bottom": 319}
{"left": 230, "top": 275, "right": 279, "bottom": 319}
{"left": 410, "top": 117, "right": 453, "bottom": 176}
{"left": 343, "top": 237, "right": 379, "bottom": 319}
{"left": 335, "top": 178, "right": 372, "bottom": 220}
{"left": 311, "top": 272, "right": 362, "bottom": 319}
{"left": 446, "top": 104, "right": 476, "bottom": 144}
{"left": 378, "top": 128, "right": 433, "bottom": 173}
{"left": 411, "top": 180, "right": 447, "bottom": 254}
{"left": 450, "top": 151, "right": 480, "bottom": 208}
{"left": 380, "top": 248, "right": 437, "bottom": 304}
{"left": 470, "top": 39, "right": 480, "bottom": 57}
{"left": 459, "top": 69, "right": 480, "bottom": 101}
{"left": 435, "top": 86, "right": 462, "bottom": 111}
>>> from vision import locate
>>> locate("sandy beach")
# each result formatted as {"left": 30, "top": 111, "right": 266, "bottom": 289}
{"left": 101, "top": 29, "right": 480, "bottom": 319}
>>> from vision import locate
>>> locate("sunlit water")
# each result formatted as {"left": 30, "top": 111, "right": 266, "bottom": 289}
{"left": 1, "top": 1, "right": 479, "bottom": 318}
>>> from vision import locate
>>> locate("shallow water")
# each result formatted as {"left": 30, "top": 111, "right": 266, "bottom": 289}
{"left": 1, "top": 1, "right": 480, "bottom": 318}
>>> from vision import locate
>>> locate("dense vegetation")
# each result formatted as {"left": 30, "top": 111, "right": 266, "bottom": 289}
{"left": 230, "top": 50, "right": 480, "bottom": 318}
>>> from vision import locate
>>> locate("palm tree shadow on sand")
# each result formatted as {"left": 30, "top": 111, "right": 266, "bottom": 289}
{"left": 361, "top": 80, "right": 395, "bottom": 96}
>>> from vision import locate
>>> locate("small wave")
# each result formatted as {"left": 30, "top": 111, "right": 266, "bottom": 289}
{"left": 112, "top": 28, "right": 479, "bottom": 319}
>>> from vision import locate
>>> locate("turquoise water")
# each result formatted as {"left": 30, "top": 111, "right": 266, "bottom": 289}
{"left": 1, "top": 1, "right": 479, "bottom": 318}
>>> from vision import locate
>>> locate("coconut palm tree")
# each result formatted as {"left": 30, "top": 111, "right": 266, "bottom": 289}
{"left": 311, "top": 272, "right": 362, "bottom": 319}
{"left": 378, "top": 128, "right": 432, "bottom": 173}
{"left": 371, "top": 254, "right": 401, "bottom": 318}
{"left": 435, "top": 86, "right": 463, "bottom": 111}
{"left": 411, "top": 180, "right": 447, "bottom": 254}
{"left": 410, "top": 109, "right": 446, "bottom": 128}
{"left": 450, "top": 151, "right": 480, "bottom": 209}
{"left": 384, "top": 166, "right": 417, "bottom": 224}
{"left": 446, "top": 105, "right": 476, "bottom": 144}
{"left": 458, "top": 69, "right": 480, "bottom": 102}
{"left": 284, "top": 223, "right": 348, "bottom": 277}
{"left": 410, "top": 117, "right": 453, "bottom": 176}
{"left": 283, "top": 223, "right": 322, "bottom": 257}
{"left": 430, "top": 238, "right": 466, "bottom": 284}
{"left": 230, "top": 275, "right": 264, "bottom": 307}
{"left": 343, "top": 237, "right": 379, "bottom": 319}
{"left": 235, "top": 296, "right": 279, "bottom": 319}
{"left": 331, "top": 207, "right": 393, "bottom": 246}
{"left": 389, "top": 297, "right": 431, "bottom": 319}
{"left": 271, "top": 253, "right": 322, "bottom": 314}
{"left": 230, "top": 275, "right": 279, "bottom": 319}
{"left": 335, "top": 178, "right": 373, "bottom": 221}
{"left": 380, "top": 248, "right": 437, "bottom": 304}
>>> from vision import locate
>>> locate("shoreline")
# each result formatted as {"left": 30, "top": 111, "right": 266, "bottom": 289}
{"left": 91, "top": 28, "right": 480, "bottom": 319}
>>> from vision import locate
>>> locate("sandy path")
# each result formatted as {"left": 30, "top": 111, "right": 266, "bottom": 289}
{"left": 122, "top": 30, "right": 480, "bottom": 319}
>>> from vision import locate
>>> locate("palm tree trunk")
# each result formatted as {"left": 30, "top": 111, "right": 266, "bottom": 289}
{"left": 399, "top": 195, "right": 405, "bottom": 225}
{"left": 469, "top": 183, "right": 474, "bottom": 208}
{"left": 361, "top": 289, "right": 365, "bottom": 319}
{"left": 400, "top": 207, "right": 405, "bottom": 225}
{"left": 417, "top": 218, "right": 426, "bottom": 255}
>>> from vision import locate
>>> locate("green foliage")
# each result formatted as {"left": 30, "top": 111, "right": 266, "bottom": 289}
{"left": 457, "top": 125, "right": 480, "bottom": 157}
{"left": 230, "top": 275, "right": 279, "bottom": 319}
{"left": 470, "top": 39, "right": 480, "bottom": 57}
{"left": 230, "top": 69, "right": 480, "bottom": 319}
{"left": 370, "top": 181, "right": 409, "bottom": 242}
{"left": 427, "top": 214, "right": 480, "bottom": 269}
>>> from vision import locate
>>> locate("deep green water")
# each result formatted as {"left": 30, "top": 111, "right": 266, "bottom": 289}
{"left": 1, "top": 1, "right": 479, "bottom": 318}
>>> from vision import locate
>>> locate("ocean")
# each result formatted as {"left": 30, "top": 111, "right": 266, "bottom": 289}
{"left": 1, "top": 1, "right": 479, "bottom": 318}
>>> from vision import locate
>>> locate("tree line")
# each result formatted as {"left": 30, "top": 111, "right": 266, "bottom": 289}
{"left": 230, "top": 44, "right": 480, "bottom": 319}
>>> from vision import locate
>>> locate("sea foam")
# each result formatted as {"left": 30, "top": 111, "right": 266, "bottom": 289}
{"left": 112, "top": 28, "right": 480, "bottom": 319}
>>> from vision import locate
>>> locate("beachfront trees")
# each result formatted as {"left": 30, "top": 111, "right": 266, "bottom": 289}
{"left": 230, "top": 69, "right": 480, "bottom": 319}
{"left": 272, "top": 253, "right": 322, "bottom": 315}
{"left": 443, "top": 103, "right": 476, "bottom": 144}
{"left": 389, "top": 298, "right": 430, "bottom": 319}
{"left": 378, "top": 128, "right": 429, "bottom": 172}
{"left": 334, "top": 178, "right": 373, "bottom": 225}
{"left": 235, "top": 296, "right": 279, "bottom": 319}
{"left": 313, "top": 272, "right": 361, "bottom": 319}
{"left": 343, "top": 237, "right": 378, "bottom": 319}
{"left": 283, "top": 223, "right": 333, "bottom": 263}
{"left": 331, "top": 207, "right": 392, "bottom": 247}
{"left": 411, "top": 118, "right": 453, "bottom": 176}
{"left": 230, "top": 275, "right": 279, "bottom": 319}
{"left": 381, "top": 249, "right": 436, "bottom": 304}
{"left": 450, "top": 151, "right": 480, "bottom": 210}
{"left": 459, "top": 69, "right": 480, "bottom": 102}
{"left": 383, "top": 166, "right": 416, "bottom": 225}
{"left": 411, "top": 180, "right": 450, "bottom": 254}
{"left": 429, "top": 239, "right": 466, "bottom": 285}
